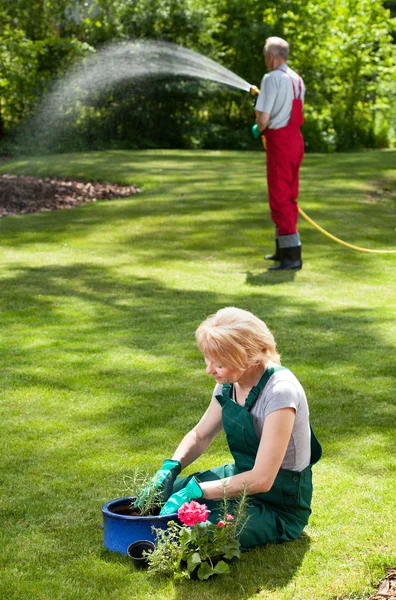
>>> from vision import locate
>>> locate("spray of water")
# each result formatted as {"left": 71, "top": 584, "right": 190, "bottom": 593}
{"left": 25, "top": 40, "right": 254, "bottom": 152}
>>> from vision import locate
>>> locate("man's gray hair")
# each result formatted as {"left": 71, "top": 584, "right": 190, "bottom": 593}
{"left": 264, "top": 37, "right": 289, "bottom": 60}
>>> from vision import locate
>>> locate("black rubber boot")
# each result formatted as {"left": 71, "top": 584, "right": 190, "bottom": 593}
{"left": 265, "top": 239, "right": 280, "bottom": 261}
{"left": 267, "top": 245, "right": 302, "bottom": 271}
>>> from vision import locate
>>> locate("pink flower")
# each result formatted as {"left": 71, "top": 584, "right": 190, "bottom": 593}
{"left": 226, "top": 514, "right": 234, "bottom": 521}
{"left": 217, "top": 520, "right": 225, "bottom": 527}
{"left": 178, "top": 501, "right": 209, "bottom": 526}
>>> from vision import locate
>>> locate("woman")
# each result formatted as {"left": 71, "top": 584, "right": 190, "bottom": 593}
{"left": 148, "top": 307, "right": 321, "bottom": 548}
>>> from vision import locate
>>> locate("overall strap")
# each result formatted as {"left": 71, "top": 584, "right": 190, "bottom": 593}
{"left": 284, "top": 71, "right": 302, "bottom": 100}
{"left": 222, "top": 383, "right": 233, "bottom": 399}
{"left": 298, "top": 77, "right": 303, "bottom": 97}
{"left": 245, "top": 365, "right": 287, "bottom": 412}
{"left": 215, "top": 382, "right": 233, "bottom": 407}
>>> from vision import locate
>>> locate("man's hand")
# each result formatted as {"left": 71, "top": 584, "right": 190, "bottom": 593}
{"left": 252, "top": 124, "right": 264, "bottom": 139}
{"left": 159, "top": 477, "right": 203, "bottom": 515}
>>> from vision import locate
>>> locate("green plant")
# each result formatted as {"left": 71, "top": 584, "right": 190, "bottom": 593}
{"left": 146, "top": 486, "right": 250, "bottom": 580}
{"left": 123, "top": 469, "right": 164, "bottom": 516}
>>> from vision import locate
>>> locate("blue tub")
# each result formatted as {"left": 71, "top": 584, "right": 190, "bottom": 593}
{"left": 102, "top": 496, "right": 179, "bottom": 555}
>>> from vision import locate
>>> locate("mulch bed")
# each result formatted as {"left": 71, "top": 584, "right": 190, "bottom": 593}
{"left": 0, "top": 173, "right": 140, "bottom": 217}
{"left": 369, "top": 568, "right": 396, "bottom": 600}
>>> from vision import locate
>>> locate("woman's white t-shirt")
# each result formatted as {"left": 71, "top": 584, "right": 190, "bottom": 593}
{"left": 214, "top": 362, "right": 311, "bottom": 471}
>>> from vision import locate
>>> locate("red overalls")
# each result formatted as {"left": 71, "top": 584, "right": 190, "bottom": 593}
{"left": 264, "top": 72, "right": 304, "bottom": 236}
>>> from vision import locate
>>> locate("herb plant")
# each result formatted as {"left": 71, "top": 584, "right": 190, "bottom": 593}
{"left": 123, "top": 470, "right": 164, "bottom": 516}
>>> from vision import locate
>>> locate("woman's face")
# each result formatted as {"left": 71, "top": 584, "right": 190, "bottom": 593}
{"left": 204, "top": 358, "right": 245, "bottom": 384}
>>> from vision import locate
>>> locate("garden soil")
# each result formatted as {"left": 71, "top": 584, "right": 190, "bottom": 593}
{"left": 0, "top": 171, "right": 140, "bottom": 217}
{"left": 368, "top": 567, "right": 396, "bottom": 600}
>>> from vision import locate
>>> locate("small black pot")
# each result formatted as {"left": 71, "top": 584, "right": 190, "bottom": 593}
{"left": 127, "top": 540, "right": 155, "bottom": 569}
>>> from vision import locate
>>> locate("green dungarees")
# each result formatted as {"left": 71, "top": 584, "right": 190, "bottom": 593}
{"left": 173, "top": 367, "right": 322, "bottom": 549}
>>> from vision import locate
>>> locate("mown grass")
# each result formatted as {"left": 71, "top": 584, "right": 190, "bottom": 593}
{"left": 0, "top": 149, "right": 395, "bottom": 600}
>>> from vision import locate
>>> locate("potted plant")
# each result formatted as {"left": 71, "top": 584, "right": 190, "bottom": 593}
{"left": 102, "top": 470, "right": 180, "bottom": 555}
{"left": 145, "top": 488, "right": 249, "bottom": 580}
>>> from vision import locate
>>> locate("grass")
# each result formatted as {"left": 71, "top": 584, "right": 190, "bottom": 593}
{"left": 0, "top": 149, "right": 395, "bottom": 600}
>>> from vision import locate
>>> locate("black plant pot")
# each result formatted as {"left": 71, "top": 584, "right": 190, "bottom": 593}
{"left": 127, "top": 540, "right": 156, "bottom": 569}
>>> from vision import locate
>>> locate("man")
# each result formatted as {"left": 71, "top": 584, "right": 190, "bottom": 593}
{"left": 255, "top": 37, "right": 305, "bottom": 270}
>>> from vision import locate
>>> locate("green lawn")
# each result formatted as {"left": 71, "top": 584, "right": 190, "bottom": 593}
{"left": 0, "top": 149, "right": 395, "bottom": 600}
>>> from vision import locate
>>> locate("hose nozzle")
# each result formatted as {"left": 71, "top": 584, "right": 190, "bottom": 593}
{"left": 249, "top": 85, "right": 260, "bottom": 96}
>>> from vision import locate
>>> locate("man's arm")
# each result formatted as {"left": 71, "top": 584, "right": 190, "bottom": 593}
{"left": 172, "top": 396, "right": 223, "bottom": 469}
{"left": 255, "top": 73, "right": 277, "bottom": 133}
{"left": 256, "top": 111, "right": 270, "bottom": 133}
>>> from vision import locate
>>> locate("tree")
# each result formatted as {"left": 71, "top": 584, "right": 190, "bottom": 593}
{"left": 281, "top": 0, "right": 396, "bottom": 150}
{"left": 0, "top": 0, "right": 395, "bottom": 151}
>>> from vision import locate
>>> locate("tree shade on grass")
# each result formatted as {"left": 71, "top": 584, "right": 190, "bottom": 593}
{"left": 0, "top": 149, "right": 395, "bottom": 600}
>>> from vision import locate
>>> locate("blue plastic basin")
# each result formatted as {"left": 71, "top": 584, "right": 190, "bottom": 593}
{"left": 102, "top": 496, "right": 178, "bottom": 555}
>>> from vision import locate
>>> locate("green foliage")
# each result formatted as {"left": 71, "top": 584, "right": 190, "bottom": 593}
{"left": 146, "top": 486, "right": 249, "bottom": 580}
{"left": 0, "top": 23, "right": 39, "bottom": 133}
{"left": 144, "top": 521, "right": 182, "bottom": 577}
{"left": 0, "top": 0, "right": 395, "bottom": 151}
{"left": 285, "top": 0, "right": 396, "bottom": 151}
{"left": 119, "top": 0, "right": 213, "bottom": 48}
{"left": 123, "top": 469, "right": 164, "bottom": 516}
{"left": 0, "top": 5, "right": 94, "bottom": 137}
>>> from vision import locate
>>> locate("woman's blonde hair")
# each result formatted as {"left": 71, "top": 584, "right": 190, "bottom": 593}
{"left": 195, "top": 307, "right": 280, "bottom": 369}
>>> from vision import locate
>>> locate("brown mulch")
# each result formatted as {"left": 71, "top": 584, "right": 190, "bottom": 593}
{"left": 366, "top": 180, "right": 396, "bottom": 207}
{"left": 0, "top": 173, "right": 140, "bottom": 217}
{"left": 333, "top": 569, "right": 396, "bottom": 600}
{"left": 368, "top": 568, "right": 396, "bottom": 600}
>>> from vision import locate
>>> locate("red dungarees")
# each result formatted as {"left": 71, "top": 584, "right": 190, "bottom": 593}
{"left": 264, "top": 73, "right": 304, "bottom": 236}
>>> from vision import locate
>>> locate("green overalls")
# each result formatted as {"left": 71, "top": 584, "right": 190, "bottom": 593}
{"left": 173, "top": 367, "right": 322, "bottom": 549}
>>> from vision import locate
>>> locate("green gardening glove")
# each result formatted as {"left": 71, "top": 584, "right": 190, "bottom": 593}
{"left": 159, "top": 477, "right": 203, "bottom": 515}
{"left": 252, "top": 123, "right": 264, "bottom": 139}
{"left": 134, "top": 459, "right": 181, "bottom": 507}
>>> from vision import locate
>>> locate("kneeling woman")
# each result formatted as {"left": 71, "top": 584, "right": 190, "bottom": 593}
{"left": 155, "top": 307, "right": 321, "bottom": 548}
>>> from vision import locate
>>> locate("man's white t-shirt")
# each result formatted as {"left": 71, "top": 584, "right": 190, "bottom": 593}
{"left": 255, "top": 64, "right": 305, "bottom": 130}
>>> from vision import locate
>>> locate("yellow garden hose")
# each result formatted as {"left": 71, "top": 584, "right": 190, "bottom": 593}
{"left": 249, "top": 86, "right": 395, "bottom": 254}
{"left": 297, "top": 206, "right": 396, "bottom": 254}
{"left": 256, "top": 130, "right": 396, "bottom": 254}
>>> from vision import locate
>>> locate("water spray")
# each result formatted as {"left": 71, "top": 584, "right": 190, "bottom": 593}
{"left": 20, "top": 39, "right": 396, "bottom": 254}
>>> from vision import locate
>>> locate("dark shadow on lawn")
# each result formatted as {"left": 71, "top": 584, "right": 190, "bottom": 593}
{"left": 245, "top": 269, "right": 298, "bottom": 285}
{"left": 99, "top": 535, "right": 310, "bottom": 600}
{"left": 1, "top": 262, "right": 395, "bottom": 467}
{"left": 172, "top": 534, "right": 310, "bottom": 599}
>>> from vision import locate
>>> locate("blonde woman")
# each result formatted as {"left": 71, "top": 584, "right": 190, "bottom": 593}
{"left": 153, "top": 307, "right": 321, "bottom": 548}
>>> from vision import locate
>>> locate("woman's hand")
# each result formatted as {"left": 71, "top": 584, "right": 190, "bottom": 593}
{"left": 133, "top": 459, "right": 181, "bottom": 507}
{"left": 159, "top": 477, "right": 203, "bottom": 515}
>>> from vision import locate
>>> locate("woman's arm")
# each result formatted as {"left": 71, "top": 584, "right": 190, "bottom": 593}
{"left": 200, "top": 407, "right": 296, "bottom": 500}
{"left": 172, "top": 397, "right": 223, "bottom": 470}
